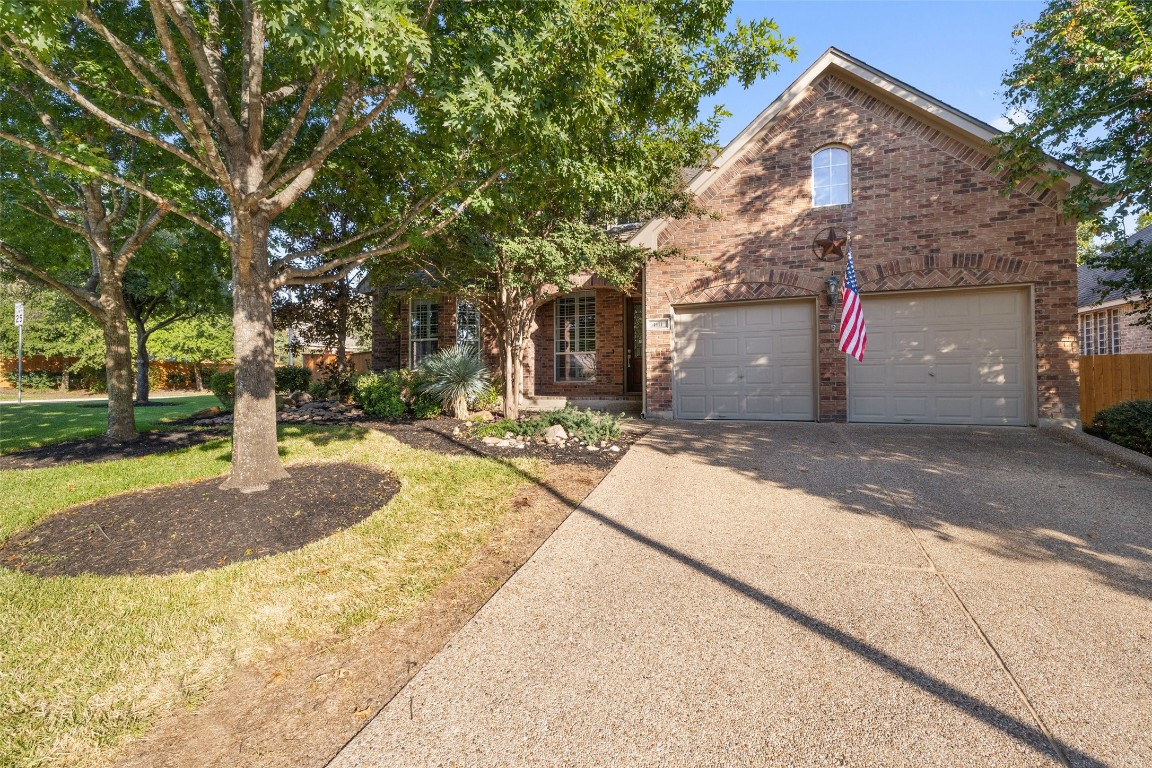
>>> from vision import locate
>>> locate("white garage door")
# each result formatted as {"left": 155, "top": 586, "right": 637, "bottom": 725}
{"left": 848, "top": 287, "right": 1031, "bottom": 425}
{"left": 674, "top": 300, "right": 816, "bottom": 420}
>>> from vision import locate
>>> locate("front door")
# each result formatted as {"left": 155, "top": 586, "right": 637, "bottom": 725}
{"left": 626, "top": 297, "right": 643, "bottom": 393}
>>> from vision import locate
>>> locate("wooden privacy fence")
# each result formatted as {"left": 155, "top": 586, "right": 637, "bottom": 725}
{"left": 1080, "top": 353, "right": 1152, "bottom": 424}
{"left": 302, "top": 352, "right": 373, "bottom": 378}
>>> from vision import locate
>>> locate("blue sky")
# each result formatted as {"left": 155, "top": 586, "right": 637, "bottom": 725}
{"left": 705, "top": 1, "right": 1046, "bottom": 145}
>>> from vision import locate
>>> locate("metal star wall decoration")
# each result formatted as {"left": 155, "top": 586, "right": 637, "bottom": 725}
{"left": 812, "top": 227, "right": 847, "bottom": 262}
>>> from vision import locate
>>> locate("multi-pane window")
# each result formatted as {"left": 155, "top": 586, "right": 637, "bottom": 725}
{"left": 456, "top": 301, "right": 480, "bottom": 354}
{"left": 555, "top": 293, "right": 596, "bottom": 382}
{"left": 812, "top": 146, "right": 851, "bottom": 207}
{"left": 410, "top": 298, "right": 439, "bottom": 366}
{"left": 1079, "top": 309, "right": 1121, "bottom": 355}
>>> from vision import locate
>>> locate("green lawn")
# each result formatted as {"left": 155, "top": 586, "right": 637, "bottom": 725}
{"left": 0, "top": 395, "right": 219, "bottom": 454}
{"left": 0, "top": 425, "right": 536, "bottom": 768}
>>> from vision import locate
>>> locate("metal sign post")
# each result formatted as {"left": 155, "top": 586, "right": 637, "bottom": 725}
{"left": 14, "top": 302, "right": 24, "bottom": 404}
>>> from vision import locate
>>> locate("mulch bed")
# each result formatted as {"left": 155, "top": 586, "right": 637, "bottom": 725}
{"left": 363, "top": 418, "right": 650, "bottom": 469}
{"left": 0, "top": 428, "right": 228, "bottom": 470}
{"left": 1, "top": 463, "right": 399, "bottom": 578}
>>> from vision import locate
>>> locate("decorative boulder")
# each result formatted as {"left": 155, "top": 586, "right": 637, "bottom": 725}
{"left": 544, "top": 424, "right": 568, "bottom": 445}
{"left": 292, "top": 391, "right": 313, "bottom": 405}
{"left": 471, "top": 410, "right": 495, "bottom": 422}
{"left": 188, "top": 406, "right": 222, "bottom": 420}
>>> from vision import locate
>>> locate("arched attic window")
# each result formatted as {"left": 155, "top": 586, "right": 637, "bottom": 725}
{"left": 812, "top": 145, "right": 851, "bottom": 207}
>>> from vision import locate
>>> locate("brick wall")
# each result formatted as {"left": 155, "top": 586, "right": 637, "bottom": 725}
{"left": 1120, "top": 305, "right": 1152, "bottom": 354}
{"left": 370, "top": 293, "right": 403, "bottom": 370}
{"left": 645, "top": 72, "right": 1079, "bottom": 422}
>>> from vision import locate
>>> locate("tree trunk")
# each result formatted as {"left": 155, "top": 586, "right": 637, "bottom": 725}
{"left": 59, "top": 369, "right": 69, "bottom": 392}
{"left": 220, "top": 220, "right": 289, "bottom": 492}
{"left": 501, "top": 329, "right": 518, "bottom": 421}
{"left": 100, "top": 293, "right": 137, "bottom": 442}
{"left": 193, "top": 365, "right": 203, "bottom": 391}
{"left": 134, "top": 323, "right": 151, "bottom": 404}
{"left": 452, "top": 394, "right": 468, "bottom": 420}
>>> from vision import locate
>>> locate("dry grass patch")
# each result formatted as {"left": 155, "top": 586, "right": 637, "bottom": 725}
{"left": 0, "top": 425, "right": 535, "bottom": 768}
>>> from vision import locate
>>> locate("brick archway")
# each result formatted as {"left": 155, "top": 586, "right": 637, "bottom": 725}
{"left": 668, "top": 269, "right": 823, "bottom": 304}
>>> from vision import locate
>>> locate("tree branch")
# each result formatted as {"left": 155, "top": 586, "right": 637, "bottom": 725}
{"left": 78, "top": 10, "right": 205, "bottom": 159}
{"left": 272, "top": 168, "right": 503, "bottom": 288}
{"left": 145, "top": 0, "right": 236, "bottom": 190}
{"left": 0, "top": 35, "right": 212, "bottom": 178}
{"left": 0, "top": 241, "right": 103, "bottom": 319}
{"left": 157, "top": 0, "right": 245, "bottom": 149}
{"left": 0, "top": 129, "right": 228, "bottom": 240}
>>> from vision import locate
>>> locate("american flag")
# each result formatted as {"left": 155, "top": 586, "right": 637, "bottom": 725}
{"left": 838, "top": 242, "right": 867, "bottom": 361}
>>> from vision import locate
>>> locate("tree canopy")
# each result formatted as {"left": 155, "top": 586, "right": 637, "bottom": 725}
{"left": 1, "top": 0, "right": 795, "bottom": 488}
{"left": 994, "top": 0, "right": 1152, "bottom": 317}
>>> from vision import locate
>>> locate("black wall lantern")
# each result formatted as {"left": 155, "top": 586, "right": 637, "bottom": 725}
{"left": 825, "top": 271, "right": 841, "bottom": 306}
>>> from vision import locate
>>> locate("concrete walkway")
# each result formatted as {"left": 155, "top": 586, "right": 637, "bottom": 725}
{"left": 331, "top": 423, "right": 1151, "bottom": 768}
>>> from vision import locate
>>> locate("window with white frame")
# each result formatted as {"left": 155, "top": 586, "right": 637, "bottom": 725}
{"left": 812, "top": 146, "right": 851, "bottom": 207}
{"left": 1079, "top": 309, "right": 1121, "bottom": 355}
{"left": 456, "top": 300, "right": 480, "bottom": 354}
{"left": 555, "top": 293, "right": 596, "bottom": 382}
{"left": 410, "top": 298, "right": 439, "bottom": 366}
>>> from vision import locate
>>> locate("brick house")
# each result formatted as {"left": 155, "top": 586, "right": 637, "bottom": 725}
{"left": 370, "top": 48, "right": 1083, "bottom": 426}
{"left": 1077, "top": 226, "right": 1152, "bottom": 356}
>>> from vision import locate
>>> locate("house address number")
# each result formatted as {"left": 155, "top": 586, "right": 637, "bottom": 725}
{"left": 646, "top": 317, "right": 670, "bottom": 331}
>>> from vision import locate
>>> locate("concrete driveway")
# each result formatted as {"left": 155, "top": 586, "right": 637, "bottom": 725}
{"left": 331, "top": 423, "right": 1151, "bottom": 768}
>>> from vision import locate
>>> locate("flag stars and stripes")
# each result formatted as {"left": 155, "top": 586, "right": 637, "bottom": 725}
{"left": 838, "top": 242, "right": 867, "bottom": 361}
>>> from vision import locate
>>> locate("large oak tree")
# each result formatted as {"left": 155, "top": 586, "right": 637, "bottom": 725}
{"left": 1, "top": 0, "right": 793, "bottom": 490}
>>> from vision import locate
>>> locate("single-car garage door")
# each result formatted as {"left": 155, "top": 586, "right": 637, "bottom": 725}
{"left": 674, "top": 300, "right": 816, "bottom": 420}
{"left": 848, "top": 287, "right": 1031, "bottom": 425}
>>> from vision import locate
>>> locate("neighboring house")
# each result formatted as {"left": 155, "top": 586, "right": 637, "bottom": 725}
{"left": 370, "top": 48, "right": 1083, "bottom": 426}
{"left": 1077, "top": 226, "right": 1152, "bottom": 356}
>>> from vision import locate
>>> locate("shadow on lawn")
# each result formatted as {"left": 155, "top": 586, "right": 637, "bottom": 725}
{"left": 411, "top": 422, "right": 1132, "bottom": 768}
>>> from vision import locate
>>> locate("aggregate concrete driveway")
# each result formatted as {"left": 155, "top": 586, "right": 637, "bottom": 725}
{"left": 331, "top": 423, "right": 1151, "bottom": 768}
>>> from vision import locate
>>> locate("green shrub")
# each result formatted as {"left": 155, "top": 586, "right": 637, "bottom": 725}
{"left": 408, "top": 372, "right": 444, "bottom": 419}
{"left": 469, "top": 380, "right": 502, "bottom": 412}
{"left": 4, "top": 369, "right": 62, "bottom": 390}
{"left": 354, "top": 371, "right": 407, "bottom": 418}
{"left": 209, "top": 370, "right": 235, "bottom": 410}
{"left": 528, "top": 406, "right": 624, "bottom": 444}
{"left": 274, "top": 366, "right": 312, "bottom": 393}
{"left": 307, "top": 380, "right": 327, "bottom": 400}
{"left": 469, "top": 406, "right": 625, "bottom": 443}
{"left": 416, "top": 348, "right": 491, "bottom": 419}
{"left": 1091, "top": 400, "right": 1152, "bottom": 457}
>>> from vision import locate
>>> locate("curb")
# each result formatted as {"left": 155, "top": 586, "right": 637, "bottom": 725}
{"left": 1041, "top": 426, "right": 1152, "bottom": 478}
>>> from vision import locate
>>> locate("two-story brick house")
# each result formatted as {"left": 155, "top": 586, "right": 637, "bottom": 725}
{"left": 371, "top": 48, "right": 1082, "bottom": 426}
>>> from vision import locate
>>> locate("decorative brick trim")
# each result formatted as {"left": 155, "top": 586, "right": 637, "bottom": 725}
{"left": 669, "top": 269, "right": 824, "bottom": 302}
{"left": 863, "top": 268, "right": 1036, "bottom": 293}
{"left": 858, "top": 254, "right": 1041, "bottom": 291}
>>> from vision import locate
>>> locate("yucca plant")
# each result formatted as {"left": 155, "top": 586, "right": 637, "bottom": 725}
{"left": 415, "top": 347, "right": 492, "bottom": 419}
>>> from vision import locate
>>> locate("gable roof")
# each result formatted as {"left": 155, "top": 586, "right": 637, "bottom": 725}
{"left": 1078, "top": 225, "right": 1152, "bottom": 307}
{"left": 630, "top": 47, "right": 1087, "bottom": 249}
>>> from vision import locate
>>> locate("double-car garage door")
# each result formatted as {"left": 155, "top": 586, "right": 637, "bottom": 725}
{"left": 672, "top": 287, "right": 1031, "bottom": 425}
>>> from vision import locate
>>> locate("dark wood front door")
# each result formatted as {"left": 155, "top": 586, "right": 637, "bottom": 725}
{"left": 626, "top": 297, "right": 643, "bottom": 393}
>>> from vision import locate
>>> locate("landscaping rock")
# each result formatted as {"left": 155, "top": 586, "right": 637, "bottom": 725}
{"left": 291, "top": 391, "right": 313, "bottom": 405}
{"left": 188, "top": 406, "right": 222, "bottom": 420}
{"left": 481, "top": 436, "right": 504, "bottom": 446}
{"left": 609, "top": 445, "right": 620, "bottom": 452}
{"left": 544, "top": 424, "right": 568, "bottom": 445}
{"left": 471, "top": 410, "right": 495, "bottom": 422}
